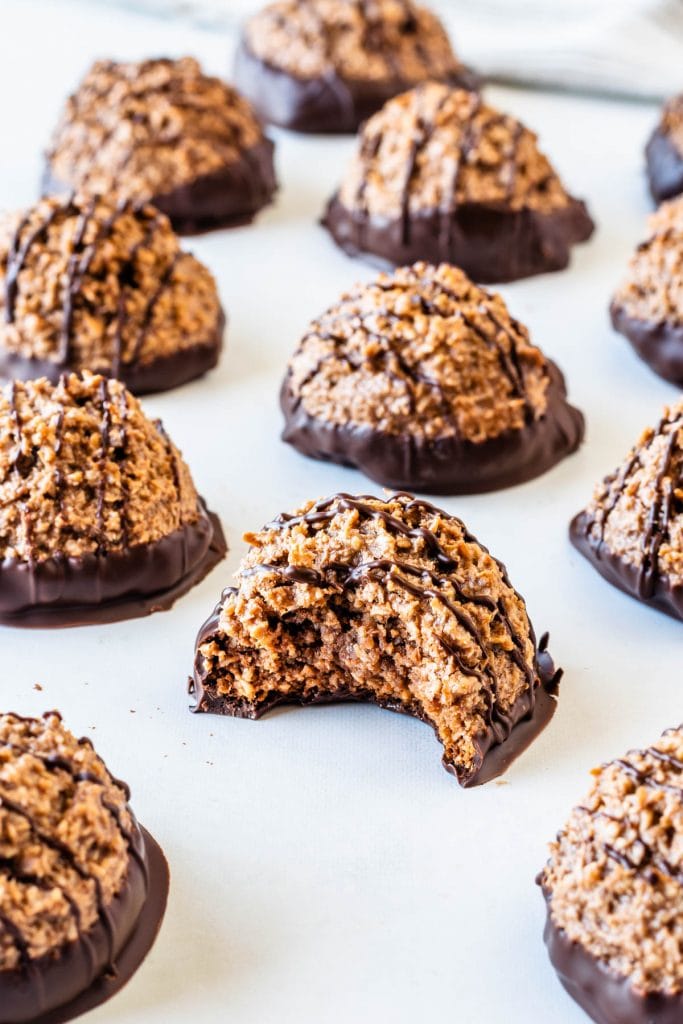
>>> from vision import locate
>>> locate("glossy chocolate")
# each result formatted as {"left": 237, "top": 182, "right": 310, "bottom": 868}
{"left": 281, "top": 360, "right": 584, "bottom": 494}
{"left": 611, "top": 300, "right": 683, "bottom": 388}
{"left": 0, "top": 506, "right": 227, "bottom": 628}
{"left": 646, "top": 126, "right": 683, "bottom": 205}
{"left": 569, "top": 404, "right": 682, "bottom": 621}
{"left": 322, "top": 192, "right": 594, "bottom": 283}
{"left": 541, "top": 893, "right": 683, "bottom": 1024}
{"left": 1, "top": 196, "right": 226, "bottom": 393}
{"left": 233, "top": 37, "right": 478, "bottom": 134}
{"left": 42, "top": 136, "right": 277, "bottom": 236}
{"left": 0, "top": 826, "right": 168, "bottom": 1024}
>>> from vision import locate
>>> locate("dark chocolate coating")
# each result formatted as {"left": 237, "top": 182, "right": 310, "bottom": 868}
{"left": 322, "top": 192, "right": 595, "bottom": 283}
{"left": 610, "top": 300, "right": 683, "bottom": 388}
{"left": 645, "top": 126, "right": 683, "bottom": 205}
{"left": 541, "top": 894, "right": 683, "bottom": 1024}
{"left": 0, "top": 826, "right": 169, "bottom": 1024}
{"left": 0, "top": 504, "right": 227, "bottom": 628}
{"left": 0, "top": 313, "right": 225, "bottom": 397}
{"left": 281, "top": 359, "right": 584, "bottom": 494}
{"left": 233, "top": 37, "right": 479, "bottom": 135}
{"left": 569, "top": 510, "right": 683, "bottom": 622}
{"left": 42, "top": 137, "right": 277, "bottom": 236}
{"left": 191, "top": 588, "right": 560, "bottom": 788}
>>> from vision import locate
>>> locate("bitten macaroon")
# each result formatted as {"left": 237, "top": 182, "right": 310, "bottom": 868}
{"left": 192, "top": 491, "right": 561, "bottom": 786}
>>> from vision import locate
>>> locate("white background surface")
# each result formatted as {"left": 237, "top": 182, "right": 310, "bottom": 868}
{"left": 0, "top": 3, "right": 681, "bottom": 1023}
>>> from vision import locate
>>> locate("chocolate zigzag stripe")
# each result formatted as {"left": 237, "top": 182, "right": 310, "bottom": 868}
{"left": 574, "top": 739, "right": 683, "bottom": 889}
{"left": 256, "top": 492, "right": 537, "bottom": 730}
{"left": 51, "top": 61, "right": 257, "bottom": 177}
{"left": 1, "top": 380, "right": 226, "bottom": 625}
{"left": 5, "top": 200, "right": 73, "bottom": 323}
{"left": 2, "top": 200, "right": 202, "bottom": 384}
{"left": 357, "top": 93, "right": 524, "bottom": 241}
{"left": 295, "top": 273, "right": 534, "bottom": 428}
{"left": 0, "top": 715, "right": 149, "bottom": 975}
{"left": 591, "top": 408, "right": 681, "bottom": 595}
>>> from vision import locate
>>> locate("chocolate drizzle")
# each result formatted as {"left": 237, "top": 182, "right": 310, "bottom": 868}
{"left": 4, "top": 203, "right": 66, "bottom": 324}
{"left": 540, "top": 730, "right": 683, "bottom": 1024}
{"left": 572, "top": 407, "right": 682, "bottom": 616}
{"left": 570, "top": 736, "right": 683, "bottom": 892}
{"left": 0, "top": 716, "right": 148, "bottom": 982}
{"left": 44, "top": 58, "right": 278, "bottom": 235}
{"left": 266, "top": 492, "right": 534, "bottom": 702}
{"left": 192, "top": 493, "right": 560, "bottom": 784}
{"left": 322, "top": 86, "right": 594, "bottom": 281}
{"left": 1, "top": 197, "right": 226, "bottom": 393}
{"left": 292, "top": 272, "right": 536, "bottom": 438}
{"left": 0, "top": 712, "right": 169, "bottom": 1024}
{"left": 235, "top": 2, "right": 479, "bottom": 135}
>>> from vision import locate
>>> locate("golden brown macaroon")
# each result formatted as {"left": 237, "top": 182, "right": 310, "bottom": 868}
{"left": 0, "top": 372, "right": 226, "bottom": 626}
{"left": 611, "top": 198, "right": 683, "bottom": 386}
{"left": 0, "top": 710, "right": 169, "bottom": 1023}
{"left": 43, "top": 57, "right": 277, "bottom": 234}
{"left": 191, "top": 491, "right": 560, "bottom": 786}
{"left": 234, "top": 0, "right": 478, "bottom": 133}
{"left": 539, "top": 725, "right": 683, "bottom": 1024}
{"left": 281, "top": 262, "right": 584, "bottom": 493}
{"left": 323, "top": 83, "right": 594, "bottom": 282}
{"left": 570, "top": 399, "right": 682, "bottom": 621}
{"left": 0, "top": 195, "right": 225, "bottom": 394}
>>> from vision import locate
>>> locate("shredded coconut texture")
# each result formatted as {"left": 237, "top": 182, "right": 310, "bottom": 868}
{"left": 0, "top": 195, "right": 222, "bottom": 373}
{"left": 196, "top": 492, "right": 540, "bottom": 781}
{"left": 245, "top": 0, "right": 465, "bottom": 84}
{"left": 579, "top": 400, "right": 682, "bottom": 587}
{"left": 46, "top": 57, "right": 266, "bottom": 202}
{"left": 285, "top": 262, "right": 549, "bottom": 442}
{"left": 337, "top": 83, "right": 575, "bottom": 218}
{"left": 0, "top": 372, "right": 201, "bottom": 562}
{"left": 541, "top": 725, "right": 683, "bottom": 996}
{"left": 0, "top": 712, "right": 135, "bottom": 970}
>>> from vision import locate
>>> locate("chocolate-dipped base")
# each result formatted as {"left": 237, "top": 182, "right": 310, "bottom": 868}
{"left": 0, "top": 504, "right": 227, "bottom": 628}
{"left": 0, "top": 313, "right": 225, "bottom": 396}
{"left": 541, "top": 895, "right": 683, "bottom": 1024}
{"left": 322, "top": 193, "right": 594, "bottom": 283}
{"left": 646, "top": 127, "right": 683, "bottom": 205}
{"left": 190, "top": 609, "right": 560, "bottom": 788}
{"left": 611, "top": 300, "right": 683, "bottom": 387}
{"left": 42, "top": 139, "right": 277, "bottom": 236}
{"left": 569, "top": 510, "right": 683, "bottom": 622}
{"left": 233, "top": 38, "right": 479, "bottom": 135}
{"left": 1, "top": 825, "right": 169, "bottom": 1024}
{"left": 281, "top": 360, "right": 584, "bottom": 495}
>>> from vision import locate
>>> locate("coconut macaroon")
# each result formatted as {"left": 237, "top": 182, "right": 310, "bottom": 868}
{"left": 43, "top": 57, "right": 277, "bottom": 234}
{"left": 234, "top": 0, "right": 478, "bottom": 133}
{"left": 611, "top": 197, "right": 683, "bottom": 386}
{"left": 539, "top": 726, "right": 683, "bottom": 1024}
{"left": 0, "top": 373, "right": 226, "bottom": 626}
{"left": 570, "top": 400, "right": 682, "bottom": 621}
{"left": 646, "top": 93, "right": 683, "bottom": 204}
{"left": 281, "top": 263, "right": 584, "bottom": 493}
{"left": 0, "top": 710, "right": 169, "bottom": 1024}
{"left": 0, "top": 195, "right": 225, "bottom": 394}
{"left": 322, "top": 83, "right": 594, "bottom": 282}
{"left": 191, "top": 492, "right": 561, "bottom": 786}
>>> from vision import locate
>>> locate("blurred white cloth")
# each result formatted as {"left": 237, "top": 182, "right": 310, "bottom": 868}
{"left": 93, "top": 0, "right": 683, "bottom": 100}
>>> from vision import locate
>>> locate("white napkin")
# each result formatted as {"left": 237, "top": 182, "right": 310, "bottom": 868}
{"left": 88, "top": 0, "right": 683, "bottom": 101}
